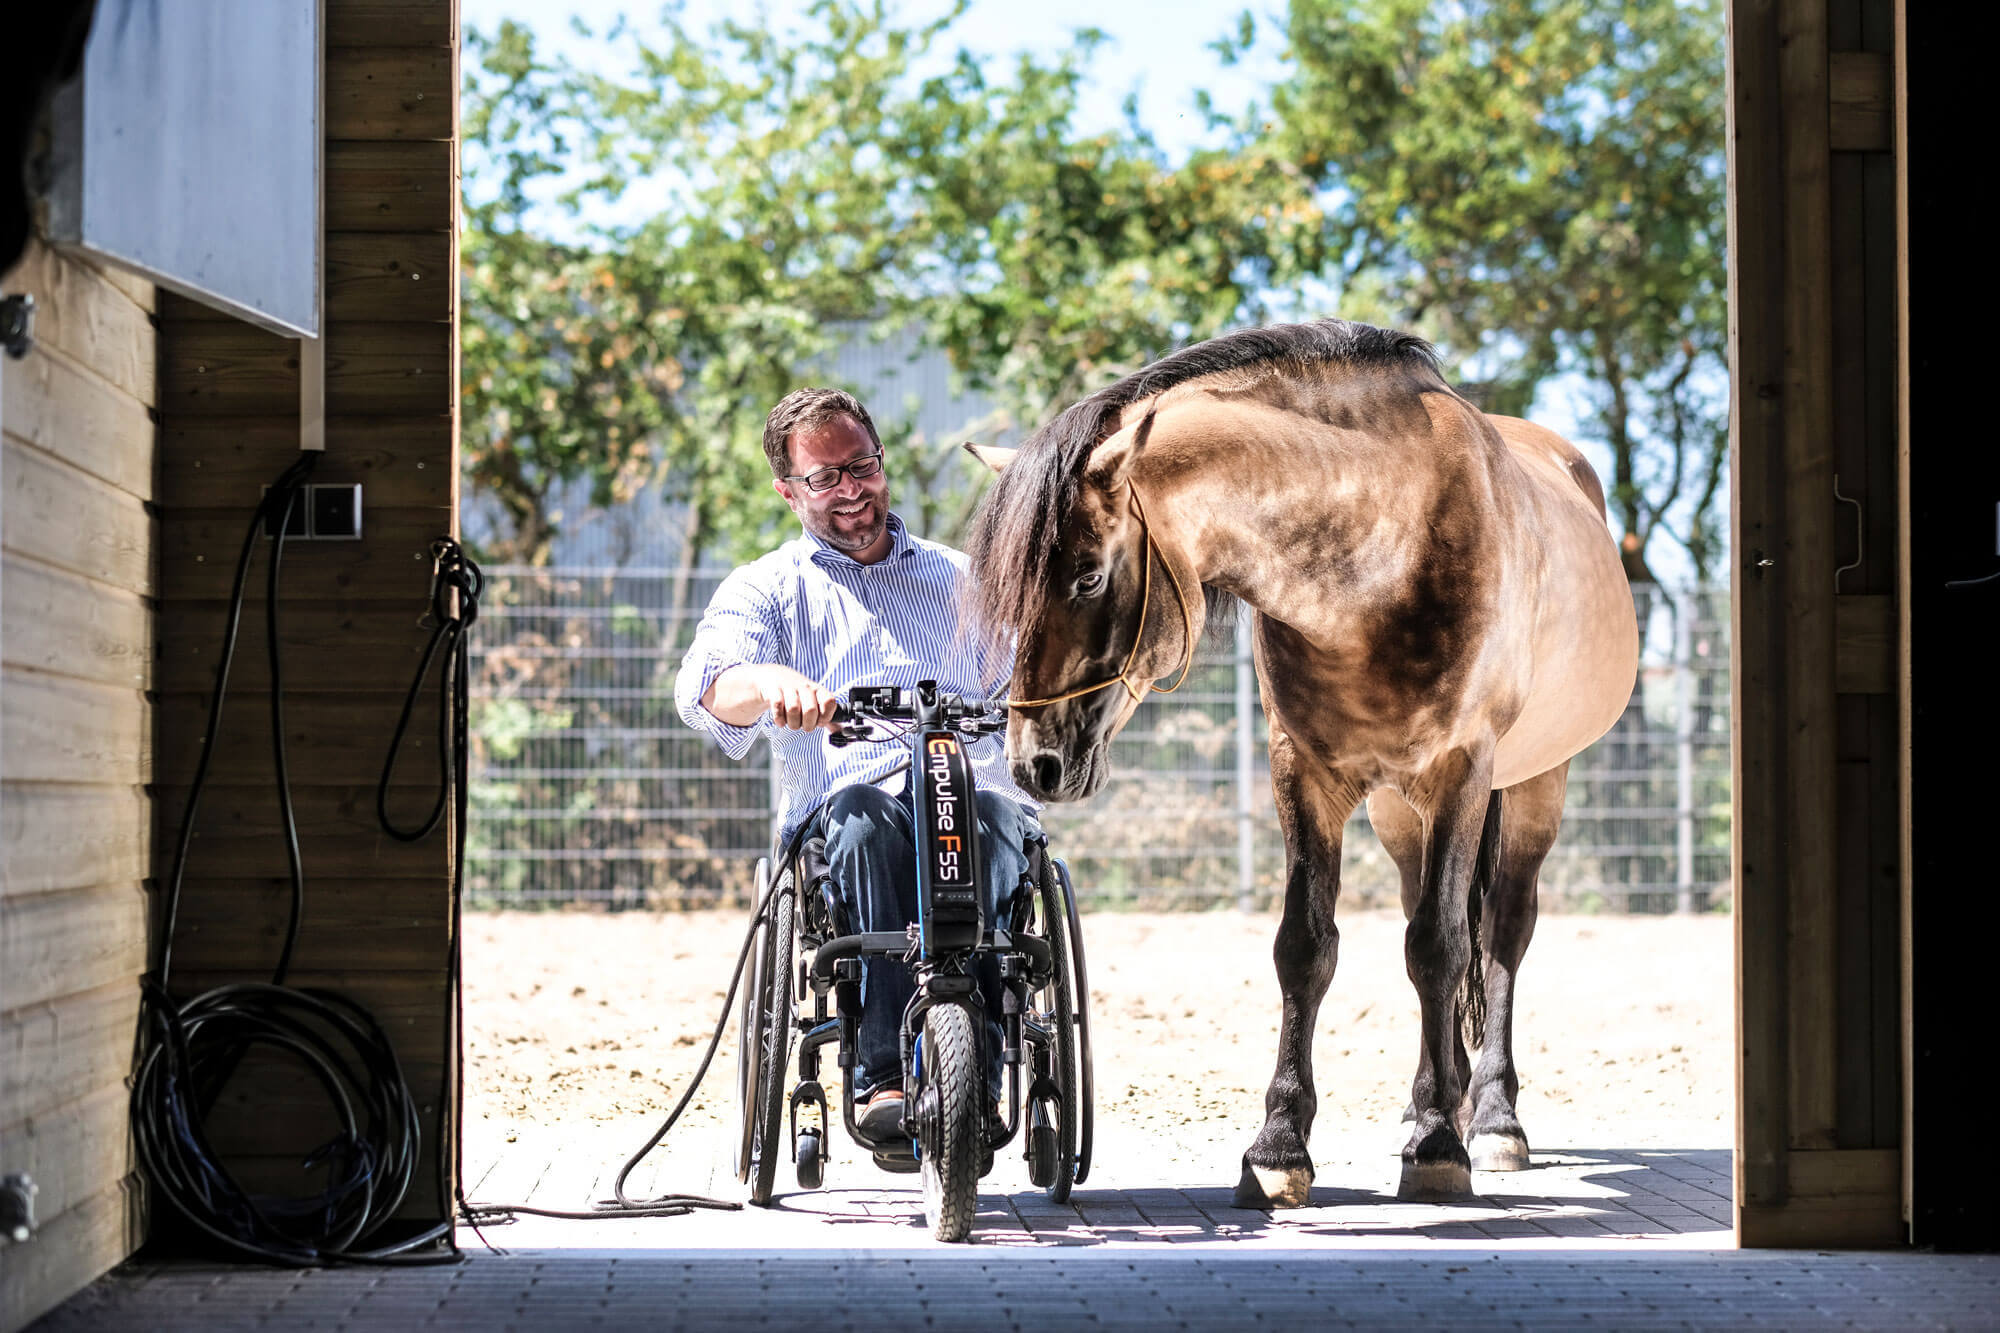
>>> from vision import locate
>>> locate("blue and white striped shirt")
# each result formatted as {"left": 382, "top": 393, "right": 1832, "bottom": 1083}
{"left": 675, "top": 512, "right": 1036, "bottom": 842}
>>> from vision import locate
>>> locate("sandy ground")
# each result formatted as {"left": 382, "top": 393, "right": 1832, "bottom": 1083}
{"left": 463, "top": 907, "right": 1731, "bottom": 1205}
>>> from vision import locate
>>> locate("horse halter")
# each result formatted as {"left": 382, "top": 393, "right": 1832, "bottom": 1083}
{"left": 1006, "top": 483, "right": 1202, "bottom": 710}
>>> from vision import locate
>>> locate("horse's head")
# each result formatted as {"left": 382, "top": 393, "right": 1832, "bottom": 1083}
{"left": 963, "top": 423, "right": 1199, "bottom": 803}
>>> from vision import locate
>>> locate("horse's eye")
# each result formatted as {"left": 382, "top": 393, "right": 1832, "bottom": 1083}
{"left": 1075, "top": 570, "right": 1105, "bottom": 597}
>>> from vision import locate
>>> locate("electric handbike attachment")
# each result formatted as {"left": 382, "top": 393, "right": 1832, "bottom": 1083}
{"left": 732, "top": 681, "right": 1095, "bottom": 1241}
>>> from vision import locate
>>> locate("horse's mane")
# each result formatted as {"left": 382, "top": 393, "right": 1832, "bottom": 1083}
{"left": 962, "top": 319, "right": 1445, "bottom": 656}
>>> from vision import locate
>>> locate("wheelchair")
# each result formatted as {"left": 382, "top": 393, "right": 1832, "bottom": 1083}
{"left": 731, "top": 682, "right": 1095, "bottom": 1241}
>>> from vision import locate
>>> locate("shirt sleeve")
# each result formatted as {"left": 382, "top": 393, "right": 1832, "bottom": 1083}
{"left": 675, "top": 563, "right": 790, "bottom": 761}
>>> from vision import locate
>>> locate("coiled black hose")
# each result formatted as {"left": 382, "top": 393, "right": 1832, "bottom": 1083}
{"left": 131, "top": 454, "right": 455, "bottom": 1266}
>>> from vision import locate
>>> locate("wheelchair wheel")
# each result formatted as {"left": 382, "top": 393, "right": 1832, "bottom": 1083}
{"left": 916, "top": 1002, "right": 983, "bottom": 1242}
{"left": 732, "top": 858, "right": 773, "bottom": 1185}
{"left": 1053, "top": 857, "right": 1096, "bottom": 1185}
{"left": 1034, "top": 848, "right": 1081, "bottom": 1203}
{"left": 747, "top": 881, "right": 796, "bottom": 1206}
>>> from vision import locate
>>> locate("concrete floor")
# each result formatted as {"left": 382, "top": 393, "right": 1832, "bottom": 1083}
{"left": 32, "top": 1132, "right": 2000, "bottom": 1329}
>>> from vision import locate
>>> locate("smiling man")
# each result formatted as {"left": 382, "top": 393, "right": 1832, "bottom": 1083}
{"left": 675, "top": 386, "right": 1037, "bottom": 1148}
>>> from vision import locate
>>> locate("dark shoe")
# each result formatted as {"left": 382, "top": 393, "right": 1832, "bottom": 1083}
{"left": 858, "top": 1086, "right": 906, "bottom": 1139}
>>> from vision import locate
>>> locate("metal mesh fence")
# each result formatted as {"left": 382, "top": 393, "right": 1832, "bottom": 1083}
{"left": 467, "top": 573, "right": 1729, "bottom": 914}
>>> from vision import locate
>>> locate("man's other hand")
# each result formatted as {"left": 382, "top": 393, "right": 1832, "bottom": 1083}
{"left": 703, "top": 664, "right": 843, "bottom": 731}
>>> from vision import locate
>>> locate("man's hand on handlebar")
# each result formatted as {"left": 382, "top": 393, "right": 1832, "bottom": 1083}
{"left": 701, "top": 663, "right": 845, "bottom": 731}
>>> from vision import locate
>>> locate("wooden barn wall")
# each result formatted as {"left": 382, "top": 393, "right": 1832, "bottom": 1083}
{"left": 150, "top": 0, "right": 459, "bottom": 1237}
{"left": 1729, "top": 0, "right": 1904, "bottom": 1247}
{"left": 0, "top": 241, "right": 156, "bottom": 1329}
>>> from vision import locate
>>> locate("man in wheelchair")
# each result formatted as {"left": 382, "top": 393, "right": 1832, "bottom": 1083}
{"left": 674, "top": 386, "right": 1040, "bottom": 1142}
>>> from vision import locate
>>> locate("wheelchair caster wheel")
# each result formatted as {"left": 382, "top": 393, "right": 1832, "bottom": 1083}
{"left": 796, "top": 1131, "right": 823, "bottom": 1189}
{"left": 1027, "top": 1123, "right": 1059, "bottom": 1189}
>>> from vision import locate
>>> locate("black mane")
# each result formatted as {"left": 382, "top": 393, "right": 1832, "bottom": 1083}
{"left": 961, "top": 319, "right": 1444, "bottom": 655}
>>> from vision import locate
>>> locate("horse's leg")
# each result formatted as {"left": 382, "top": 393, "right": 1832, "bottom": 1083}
{"left": 1465, "top": 761, "right": 1567, "bottom": 1171}
{"left": 1233, "top": 731, "right": 1358, "bottom": 1210}
{"left": 1367, "top": 788, "right": 1472, "bottom": 1128}
{"left": 1399, "top": 754, "right": 1494, "bottom": 1201}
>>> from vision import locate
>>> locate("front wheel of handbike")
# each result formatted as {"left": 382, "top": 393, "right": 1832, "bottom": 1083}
{"left": 1034, "top": 849, "right": 1081, "bottom": 1203}
{"left": 917, "top": 1003, "right": 983, "bottom": 1242}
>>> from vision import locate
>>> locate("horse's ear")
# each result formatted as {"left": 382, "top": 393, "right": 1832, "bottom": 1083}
{"left": 963, "top": 441, "right": 1018, "bottom": 474}
{"left": 1085, "top": 410, "right": 1153, "bottom": 490}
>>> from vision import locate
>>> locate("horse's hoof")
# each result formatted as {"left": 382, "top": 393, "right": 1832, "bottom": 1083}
{"left": 1398, "top": 1157, "right": 1474, "bottom": 1201}
{"left": 1233, "top": 1162, "right": 1313, "bottom": 1210}
{"left": 1469, "top": 1132, "right": 1530, "bottom": 1172}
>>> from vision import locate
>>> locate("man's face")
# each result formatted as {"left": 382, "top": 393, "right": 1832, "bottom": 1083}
{"left": 775, "top": 414, "right": 892, "bottom": 563}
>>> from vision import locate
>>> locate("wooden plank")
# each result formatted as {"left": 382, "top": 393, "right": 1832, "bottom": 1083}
{"left": 328, "top": 47, "right": 454, "bottom": 141}
{"left": 0, "top": 1083, "right": 133, "bottom": 1237}
{"left": 0, "top": 438, "right": 155, "bottom": 592}
{"left": 0, "top": 338, "right": 158, "bottom": 497}
{"left": 1739, "top": 1149, "right": 1904, "bottom": 1246}
{"left": 153, "top": 603, "right": 442, "bottom": 696}
{"left": 157, "top": 505, "right": 453, "bottom": 603}
{"left": 327, "top": 0, "right": 457, "bottom": 47}
{"left": 1, "top": 556, "right": 152, "bottom": 690}
{"left": 1779, "top": 0, "right": 1840, "bottom": 1155}
{"left": 327, "top": 232, "right": 454, "bottom": 323}
{"left": 0, "top": 669, "right": 149, "bottom": 786}
{"left": 0, "top": 980, "right": 143, "bottom": 1126}
{"left": 153, "top": 783, "right": 449, "bottom": 879}
{"left": 166, "top": 878, "right": 447, "bottom": 974}
{"left": 1835, "top": 594, "right": 1893, "bottom": 693}
{"left": 2, "top": 783, "right": 151, "bottom": 899}
{"left": 160, "top": 322, "right": 451, "bottom": 417}
{"left": 327, "top": 141, "right": 456, "bottom": 233}
{"left": 1728, "top": 0, "right": 1793, "bottom": 1212}
{"left": 327, "top": 323, "right": 455, "bottom": 415}
{"left": 1835, "top": 733, "right": 1873, "bottom": 1146}
{"left": 0, "top": 242, "right": 156, "bottom": 405}
{"left": 0, "top": 883, "right": 148, "bottom": 1013}
{"left": 158, "top": 416, "right": 453, "bottom": 510}
{"left": 0, "top": 1175, "right": 144, "bottom": 1333}
{"left": 157, "top": 319, "right": 297, "bottom": 413}
{"left": 1830, "top": 51, "right": 1890, "bottom": 151}
{"left": 154, "top": 690, "right": 448, "bottom": 789}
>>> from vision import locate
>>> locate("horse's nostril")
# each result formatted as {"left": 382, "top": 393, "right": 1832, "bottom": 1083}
{"left": 1033, "top": 754, "right": 1063, "bottom": 794}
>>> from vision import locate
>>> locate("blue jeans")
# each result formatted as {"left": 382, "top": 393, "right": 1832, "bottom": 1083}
{"left": 820, "top": 782, "right": 1036, "bottom": 1105}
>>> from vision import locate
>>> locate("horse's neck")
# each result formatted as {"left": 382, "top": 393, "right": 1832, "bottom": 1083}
{"left": 1149, "top": 412, "right": 1451, "bottom": 632}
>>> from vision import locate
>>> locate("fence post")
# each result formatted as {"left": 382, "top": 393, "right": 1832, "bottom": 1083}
{"left": 1236, "top": 600, "right": 1256, "bottom": 913}
{"left": 1675, "top": 593, "right": 1697, "bottom": 914}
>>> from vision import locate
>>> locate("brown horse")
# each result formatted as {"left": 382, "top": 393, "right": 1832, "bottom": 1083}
{"left": 962, "top": 320, "right": 1637, "bottom": 1204}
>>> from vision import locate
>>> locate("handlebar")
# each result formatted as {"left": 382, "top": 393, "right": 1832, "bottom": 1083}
{"left": 827, "top": 683, "right": 1008, "bottom": 746}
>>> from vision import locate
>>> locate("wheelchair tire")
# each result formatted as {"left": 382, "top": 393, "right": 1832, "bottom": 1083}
{"left": 733, "top": 858, "right": 773, "bottom": 1185}
{"left": 1035, "top": 849, "right": 1081, "bottom": 1203}
{"left": 796, "top": 1129, "right": 823, "bottom": 1190}
{"left": 917, "top": 1002, "right": 982, "bottom": 1242}
{"left": 748, "top": 884, "right": 796, "bottom": 1207}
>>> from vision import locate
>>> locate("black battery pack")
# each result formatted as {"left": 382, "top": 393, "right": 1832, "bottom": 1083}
{"left": 915, "top": 730, "right": 983, "bottom": 954}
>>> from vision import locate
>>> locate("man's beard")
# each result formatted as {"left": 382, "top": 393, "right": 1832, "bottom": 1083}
{"left": 807, "top": 492, "right": 887, "bottom": 554}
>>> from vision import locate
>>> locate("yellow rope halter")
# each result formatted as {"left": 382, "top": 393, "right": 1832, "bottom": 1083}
{"left": 1005, "top": 483, "right": 1202, "bottom": 709}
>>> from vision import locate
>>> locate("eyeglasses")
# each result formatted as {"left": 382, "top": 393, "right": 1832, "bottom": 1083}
{"left": 784, "top": 450, "right": 883, "bottom": 493}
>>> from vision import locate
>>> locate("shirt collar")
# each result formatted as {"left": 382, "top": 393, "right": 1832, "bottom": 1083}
{"left": 806, "top": 511, "right": 917, "bottom": 569}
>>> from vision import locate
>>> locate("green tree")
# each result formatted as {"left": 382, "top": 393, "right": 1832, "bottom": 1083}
{"left": 1252, "top": 0, "right": 1728, "bottom": 582}
{"left": 460, "top": 3, "right": 1323, "bottom": 576}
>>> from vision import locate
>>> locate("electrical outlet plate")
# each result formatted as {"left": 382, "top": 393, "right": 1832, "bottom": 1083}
{"left": 310, "top": 483, "right": 363, "bottom": 540}
{"left": 261, "top": 483, "right": 362, "bottom": 540}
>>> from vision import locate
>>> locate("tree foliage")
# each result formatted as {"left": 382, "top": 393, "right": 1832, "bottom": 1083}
{"left": 462, "top": 0, "right": 1728, "bottom": 584}
{"left": 460, "top": 2, "right": 1323, "bottom": 568}
{"left": 1253, "top": 0, "right": 1728, "bottom": 581}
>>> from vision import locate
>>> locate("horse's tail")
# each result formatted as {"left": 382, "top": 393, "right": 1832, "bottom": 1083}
{"left": 1458, "top": 789, "right": 1503, "bottom": 1053}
